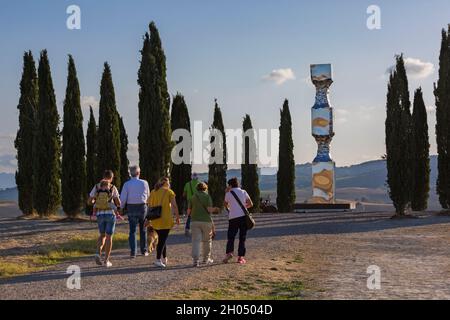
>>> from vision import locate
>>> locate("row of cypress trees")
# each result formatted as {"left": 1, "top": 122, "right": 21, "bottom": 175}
{"left": 137, "top": 22, "right": 296, "bottom": 213}
{"left": 385, "top": 55, "right": 430, "bottom": 216}
{"left": 16, "top": 21, "right": 297, "bottom": 217}
{"left": 386, "top": 25, "right": 450, "bottom": 215}
{"left": 15, "top": 52, "right": 129, "bottom": 217}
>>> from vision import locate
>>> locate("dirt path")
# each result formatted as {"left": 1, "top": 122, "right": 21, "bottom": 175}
{"left": 1, "top": 205, "right": 450, "bottom": 300}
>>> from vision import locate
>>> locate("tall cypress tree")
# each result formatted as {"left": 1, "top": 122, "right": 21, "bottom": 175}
{"left": 411, "top": 88, "right": 430, "bottom": 211}
{"left": 15, "top": 51, "right": 38, "bottom": 215}
{"left": 138, "top": 22, "right": 172, "bottom": 187}
{"left": 85, "top": 106, "right": 98, "bottom": 216}
{"left": 97, "top": 62, "right": 121, "bottom": 187}
{"left": 385, "top": 55, "right": 414, "bottom": 216}
{"left": 434, "top": 26, "right": 450, "bottom": 210}
{"left": 119, "top": 116, "right": 129, "bottom": 189}
{"left": 170, "top": 93, "right": 192, "bottom": 210}
{"left": 33, "top": 50, "right": 61, "bottom": 216}
{"left": 61, "top": 55, "right": 86, "bottom": 218}
{"left": 241, "top": 114, "right": 260, "bottom": 213}
{"left": 276, "top": 99, "right": 296, "bottom": 213}
{"left": 208, "top": 99, "right": 227, "bottom": 208}
{"left": 149, "top": 21, "right": 170, "bottom": 110}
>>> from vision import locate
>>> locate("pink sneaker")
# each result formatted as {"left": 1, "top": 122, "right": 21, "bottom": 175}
{"left": 222, "top": 253, "right": 234, "bottom": 264}
{"left": 237, "top": 256, "right": 246, "bottom": 264}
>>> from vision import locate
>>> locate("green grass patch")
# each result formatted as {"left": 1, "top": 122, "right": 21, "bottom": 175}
{"left": 0, "top": 232, "right": 130, "bottom": 278}
{"left": 0, "top": 260, "right": 41, "bottom": 278}
{"left": 34, "top": 233, "right": 129, "bottom": 266}
{"left": 187, "top": 277, "right": 305, "bottom": 300}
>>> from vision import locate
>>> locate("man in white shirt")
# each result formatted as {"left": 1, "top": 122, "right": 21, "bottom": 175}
{"left": 223, "top": 177, "right": 253, "bottom": 264}
{"left": 120, "top": 165, "right": 150, "bottom": 258}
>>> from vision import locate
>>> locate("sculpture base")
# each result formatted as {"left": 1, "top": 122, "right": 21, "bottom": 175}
{"left": 293, "top": 202, "right": 356, "bottom": 213}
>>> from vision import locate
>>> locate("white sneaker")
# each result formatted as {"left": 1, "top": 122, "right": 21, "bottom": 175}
{"left": 154, "top": 260, "right": 166, "bottom": 268}
{"left": 193, "top": 260, "right": 200, "bottom": 267}
{"left": 163, "top": 257, "right": 168, "bottom": 266}
{"left": 203, "top": 258, "right": 214, "bottom": 265}
{"left": 94, "top": 254, "right": 103, "bottom": 266}
{"left": 143, "top": 252, "right": 149, "bottom": 257}
{"left": 105, "top": 260, "right": 112, "bottom": 268}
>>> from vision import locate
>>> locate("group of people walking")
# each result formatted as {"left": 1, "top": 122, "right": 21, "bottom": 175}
{"left": 89, "top": 166, "right": 253, "bottom": 268}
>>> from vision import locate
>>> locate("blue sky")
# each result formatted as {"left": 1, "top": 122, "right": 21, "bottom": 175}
{"left": 0, "top": 0, "right": 448, "bottom": 173}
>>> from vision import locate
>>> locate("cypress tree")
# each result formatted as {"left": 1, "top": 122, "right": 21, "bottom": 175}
{"left": 119, "top": 115, "right": 130, "bottom": 189}
{"left": 241, "top": 114, "right": 260, "bottom": 213}
{"left": 411, "top": 88, "right": 430, "bottom": 211}
{"left": 385, "top": 55, "right": 414, "bottom": 216}
{"left": 61, "top": 55, "right": 86, "bottom": 218}
{"left": 170, "top": 93, "right": 192, "bottom": 210}
{"left": 15, "top": 51, "right": 38, "bottom": 215}
{"left": 434, "top": 26, "right": 450, "bottom": 210}
{"left": 149, "top": 21, "right": 170, "bottom": 110}
{"left": 33, "top": 50, "right": 61, "bottom": 216}
{"left": 85, "top": 106, "right": 98, "bottom": 216}
{"left": 138, "top": 22, "right": 172, "bottom": 187}
{"left": 208, "top": 99, "right": 227, "bottom": 208}
{"left": 276, "top": 99, "right": 296, "bottom": 213}
{"left": 97, "top": 62, "right": 121, "bottom": 187}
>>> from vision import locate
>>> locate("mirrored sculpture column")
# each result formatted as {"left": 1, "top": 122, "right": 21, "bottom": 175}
{"left": 310, "top": 64, "right": 335, "bottom": 204}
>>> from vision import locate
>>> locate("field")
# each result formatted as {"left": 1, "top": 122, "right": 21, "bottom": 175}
{"left": 1, "top": 201, "right": 450, "bottom": 300}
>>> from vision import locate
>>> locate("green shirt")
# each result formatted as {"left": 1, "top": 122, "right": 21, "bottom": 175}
{"left": 189, "top": 191, "right": 213, "bottom": 222}
{"left": 183, "top": 179, "right": 200, "bottom": 201}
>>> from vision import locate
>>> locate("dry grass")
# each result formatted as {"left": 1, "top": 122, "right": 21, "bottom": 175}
{"left": 0, "top": 232, "right": 129, "bottom": 278}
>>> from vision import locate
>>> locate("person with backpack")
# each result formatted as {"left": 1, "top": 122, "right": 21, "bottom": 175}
{"left": 187, "top": 182, "right": 219, "bottom": 267}
{"left": 182, "top": 173, "right": 200, "bottom": 237}
{"left": 120, "top": 165, "right": 150, "bottom": 258}
{"left": 88, "top": 170, "right": 121, "bottom": 268}
{"left": 147, "top": 177, "right": 180, "bottom": 268}
{"left": 223, "top": 177, "right": 253, "bottom": 265}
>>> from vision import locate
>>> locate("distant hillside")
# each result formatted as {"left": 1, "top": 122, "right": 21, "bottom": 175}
{"left": 0, "top": 173, "right": 15, "bottom": 189}
{"left": 0, "top": 187, "right": 18, "bottom": 202}
{"left": 0, "top": 156, "right": 441, "bottom": 209}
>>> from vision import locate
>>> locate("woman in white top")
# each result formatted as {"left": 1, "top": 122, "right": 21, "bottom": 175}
{"left": 223, "top": 177, "right": 253, "bottom": 264}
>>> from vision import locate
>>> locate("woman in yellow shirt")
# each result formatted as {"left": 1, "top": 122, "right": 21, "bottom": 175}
{"left": 148, "top": 177, "right": 180, "bottom": 268}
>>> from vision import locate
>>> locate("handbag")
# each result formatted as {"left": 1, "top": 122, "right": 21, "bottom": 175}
{"left": 146, "top": 189, "right": 168, "bottom": 220}
{"left": 230, "top": 190, "right": 255, "bottom": 230}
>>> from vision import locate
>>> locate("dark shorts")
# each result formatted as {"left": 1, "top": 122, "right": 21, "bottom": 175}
{"left": 97, "top": 213, "right": 116, "bottom": 235}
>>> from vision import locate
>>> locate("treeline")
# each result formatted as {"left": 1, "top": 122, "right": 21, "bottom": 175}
{"left": 15, "top": 52, "right": 129, "bottom": 218}
{"left": 15, "top": 21, "right": 297, "bottom": 217}
{"left": 385, "top": 25, "right": 450, "bottom": 216}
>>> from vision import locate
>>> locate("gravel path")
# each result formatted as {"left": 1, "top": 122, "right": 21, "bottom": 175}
{"left": 1, "top": 207, "right": 450, "bottom": 300}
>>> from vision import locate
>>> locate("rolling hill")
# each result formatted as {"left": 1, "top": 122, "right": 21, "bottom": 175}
{"left": 0, "top": 156, "right": 441, "bottom": 209}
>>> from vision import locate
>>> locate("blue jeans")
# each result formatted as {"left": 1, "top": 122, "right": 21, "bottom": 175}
{"left": 226, "top": 216, "right": 247, "bottom": 257}
{"left": 97, "top": 213, "right": 116, "bottom": 235}
{"left": 127, "top": 204, "right": 148, "bottom": 256}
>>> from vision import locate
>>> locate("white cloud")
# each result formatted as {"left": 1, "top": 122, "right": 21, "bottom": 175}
{"left": 127, "top": 143, "right": 139, "bottom": 165}
{"left": 335, "top": 109, "right": 349, "bottom": 124}
{"left": 0, "top": 154, "right": 16, "bottom": 173}
{"left": 386, "top": 57, "right": 435, "bottom": 79}
{"left": 426, "top": 105, "right": 435, "bottom": 113}
{"left": 262, "top": 68, "right": 296, "bottom": 85}
{"left": 0, "top": 133, "right": 15, "bottom": 140}
{"left": 81, "top": 96, "right": 99, "bottom": 110}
